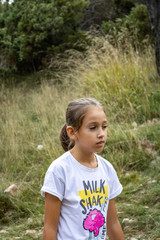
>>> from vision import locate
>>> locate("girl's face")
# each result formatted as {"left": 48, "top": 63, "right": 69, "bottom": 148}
{"left": 74, "top": 106, "right": 107, "bottom": 154}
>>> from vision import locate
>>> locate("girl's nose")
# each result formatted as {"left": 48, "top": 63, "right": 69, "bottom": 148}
{"left": 97, "top": 128, "right": 105, "bottom": 138}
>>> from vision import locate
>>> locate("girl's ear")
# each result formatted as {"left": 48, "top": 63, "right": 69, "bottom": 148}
{"left": 66, "top": 126, "right": 77, "bottom": 141}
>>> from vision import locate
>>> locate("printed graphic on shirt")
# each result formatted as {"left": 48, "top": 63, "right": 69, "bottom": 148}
{"left": 78, "top": 180, "right": 109, "bottom": 239}
{"left": 83, "top": 209, "right": 105, "bottom": 237}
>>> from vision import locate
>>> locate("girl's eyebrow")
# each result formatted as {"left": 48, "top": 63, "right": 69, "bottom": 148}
{"left": 87, "top": 120, "right": 108, "bottom": 125}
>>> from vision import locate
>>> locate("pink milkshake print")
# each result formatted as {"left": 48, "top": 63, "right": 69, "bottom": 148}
{"left": 83, "top": 209, "right": 105, "bottom": 238}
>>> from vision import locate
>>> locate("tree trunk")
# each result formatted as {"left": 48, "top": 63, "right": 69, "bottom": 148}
{"left": 146, "top": 0, "right": 160, "bottom": 75}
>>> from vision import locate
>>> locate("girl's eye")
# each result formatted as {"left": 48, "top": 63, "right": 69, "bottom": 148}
{"left": 103, "top": 125, "right": 108, "bottom": 129}
{"left": 89, "top": 126, "right": 96, "bottom": 130}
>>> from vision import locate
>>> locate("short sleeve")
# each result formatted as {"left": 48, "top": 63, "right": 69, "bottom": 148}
{"left": 109, "top": 168, "right": 123, "bottom": 199}
{"left": 41, "top": 170, "right": 65, "bottom": 201}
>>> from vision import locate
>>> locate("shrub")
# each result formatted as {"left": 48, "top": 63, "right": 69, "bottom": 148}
{"left": 0, "top": 0, "right": 88, "bottom": 73}
{"left": 102, "top": 4, "right": 152, "bottom": 49}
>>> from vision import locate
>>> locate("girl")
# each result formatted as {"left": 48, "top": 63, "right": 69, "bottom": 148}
{"left": 41, "top": 98, "right": 124, "bottom": 240}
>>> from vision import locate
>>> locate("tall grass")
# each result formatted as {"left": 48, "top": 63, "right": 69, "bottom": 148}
{"left": 78, "top": 38, "right": 159, "bottom": 122}
{"left": 0, "top": 82, "right": 79, "bottom": 180}
{"left": 0, "top": 37, "right": 160, "bottom": 239}
{"left": 48, "top": 37, "right": 159, "bottom": 122}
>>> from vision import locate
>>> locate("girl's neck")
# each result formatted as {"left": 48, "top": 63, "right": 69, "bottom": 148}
{"left": 70, "top": 147, "right": 98, "bottom": 169}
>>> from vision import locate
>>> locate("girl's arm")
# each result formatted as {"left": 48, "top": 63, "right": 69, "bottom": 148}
{"left": 43, "top": 192, "right": 61, "bottom": 240}
{"left": 107, "top": 198, "right": 124, "bottom": 240}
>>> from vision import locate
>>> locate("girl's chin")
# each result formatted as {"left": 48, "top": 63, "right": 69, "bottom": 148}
{"left": 94, "top": 148, "right": 104, "bottom": 153}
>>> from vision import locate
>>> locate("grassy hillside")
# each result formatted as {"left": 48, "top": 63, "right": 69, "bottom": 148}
{"left": 0, "top": 38, "right": 160, "bottom": 239}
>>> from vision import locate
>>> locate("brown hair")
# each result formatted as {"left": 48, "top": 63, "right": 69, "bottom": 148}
{"left": 59, "top": 98, "right": 103, "bottom": 151}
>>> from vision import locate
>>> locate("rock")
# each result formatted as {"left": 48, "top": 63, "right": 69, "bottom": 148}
{"left": 25, "top": 230, "right": 36, "bottom": 235}
{"left": 122, "top": 218, "right": 134, "bottom": 223}
{"left": 132, "top": 122, "right": 137, "bottom": 128}
{"left": 37, "top": 145, "right": 43, "bottom": 150}
{"left": 0, "top": 230, "right": 8, "bottom": 234}
{"left": 145, "top": 148, "right": 157, "bottom": 156}
{"left": 4, "top": 184, "right": 19, "bottom": 196}
{"left": 148, "top": 180, "right": 157, "bottom": 184}
{"left": 27, "top": 218, "right": 33, "bottom": 223}
{"left": 147, "top": 120, "right": 152, "bottom": 125}
{"left": 144, "top": 206, "right": 149, "bottom": 209}
{"left": 147, "top": 118, "right": 159, "bottom": 125}
{"left": 152, "top": 118, "right": 159, "bottom": 123}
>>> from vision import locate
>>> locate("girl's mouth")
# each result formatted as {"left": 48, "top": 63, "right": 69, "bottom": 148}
{"left": 96, "top": 141, "right": 105, "bottom": 146}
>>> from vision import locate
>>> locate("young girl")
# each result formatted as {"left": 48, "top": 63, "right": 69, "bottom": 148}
{"left": 41, "top": 98, "right": 124, "bottom": 240}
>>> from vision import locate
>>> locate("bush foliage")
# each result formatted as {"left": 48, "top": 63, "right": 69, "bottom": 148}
{"left": 0, "top": 0, "right": 88, "bottom": 73}
{"left": 0, "top": 0, "right": 152, "bottom": 75}
{"left": 102, "top": 4, "right": 151, "bottom": 48}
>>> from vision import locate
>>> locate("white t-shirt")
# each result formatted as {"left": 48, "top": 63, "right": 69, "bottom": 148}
{"left": 41, "top": 151, "right": 123, "bottom": 240}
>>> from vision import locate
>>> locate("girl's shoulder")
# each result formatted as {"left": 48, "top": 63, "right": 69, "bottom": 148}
{"left": 41, "top": 152, "right": 70, "bottom": 199}
{"left": 47, "top": 152, "right": 70, "bottom": 179}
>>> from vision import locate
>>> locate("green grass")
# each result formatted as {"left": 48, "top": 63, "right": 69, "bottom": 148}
{"left": 117, "top": 169, "right": 160, "bottom": 239}
{"left": 0, "top": 39, "right": 160, "bottom": 239}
